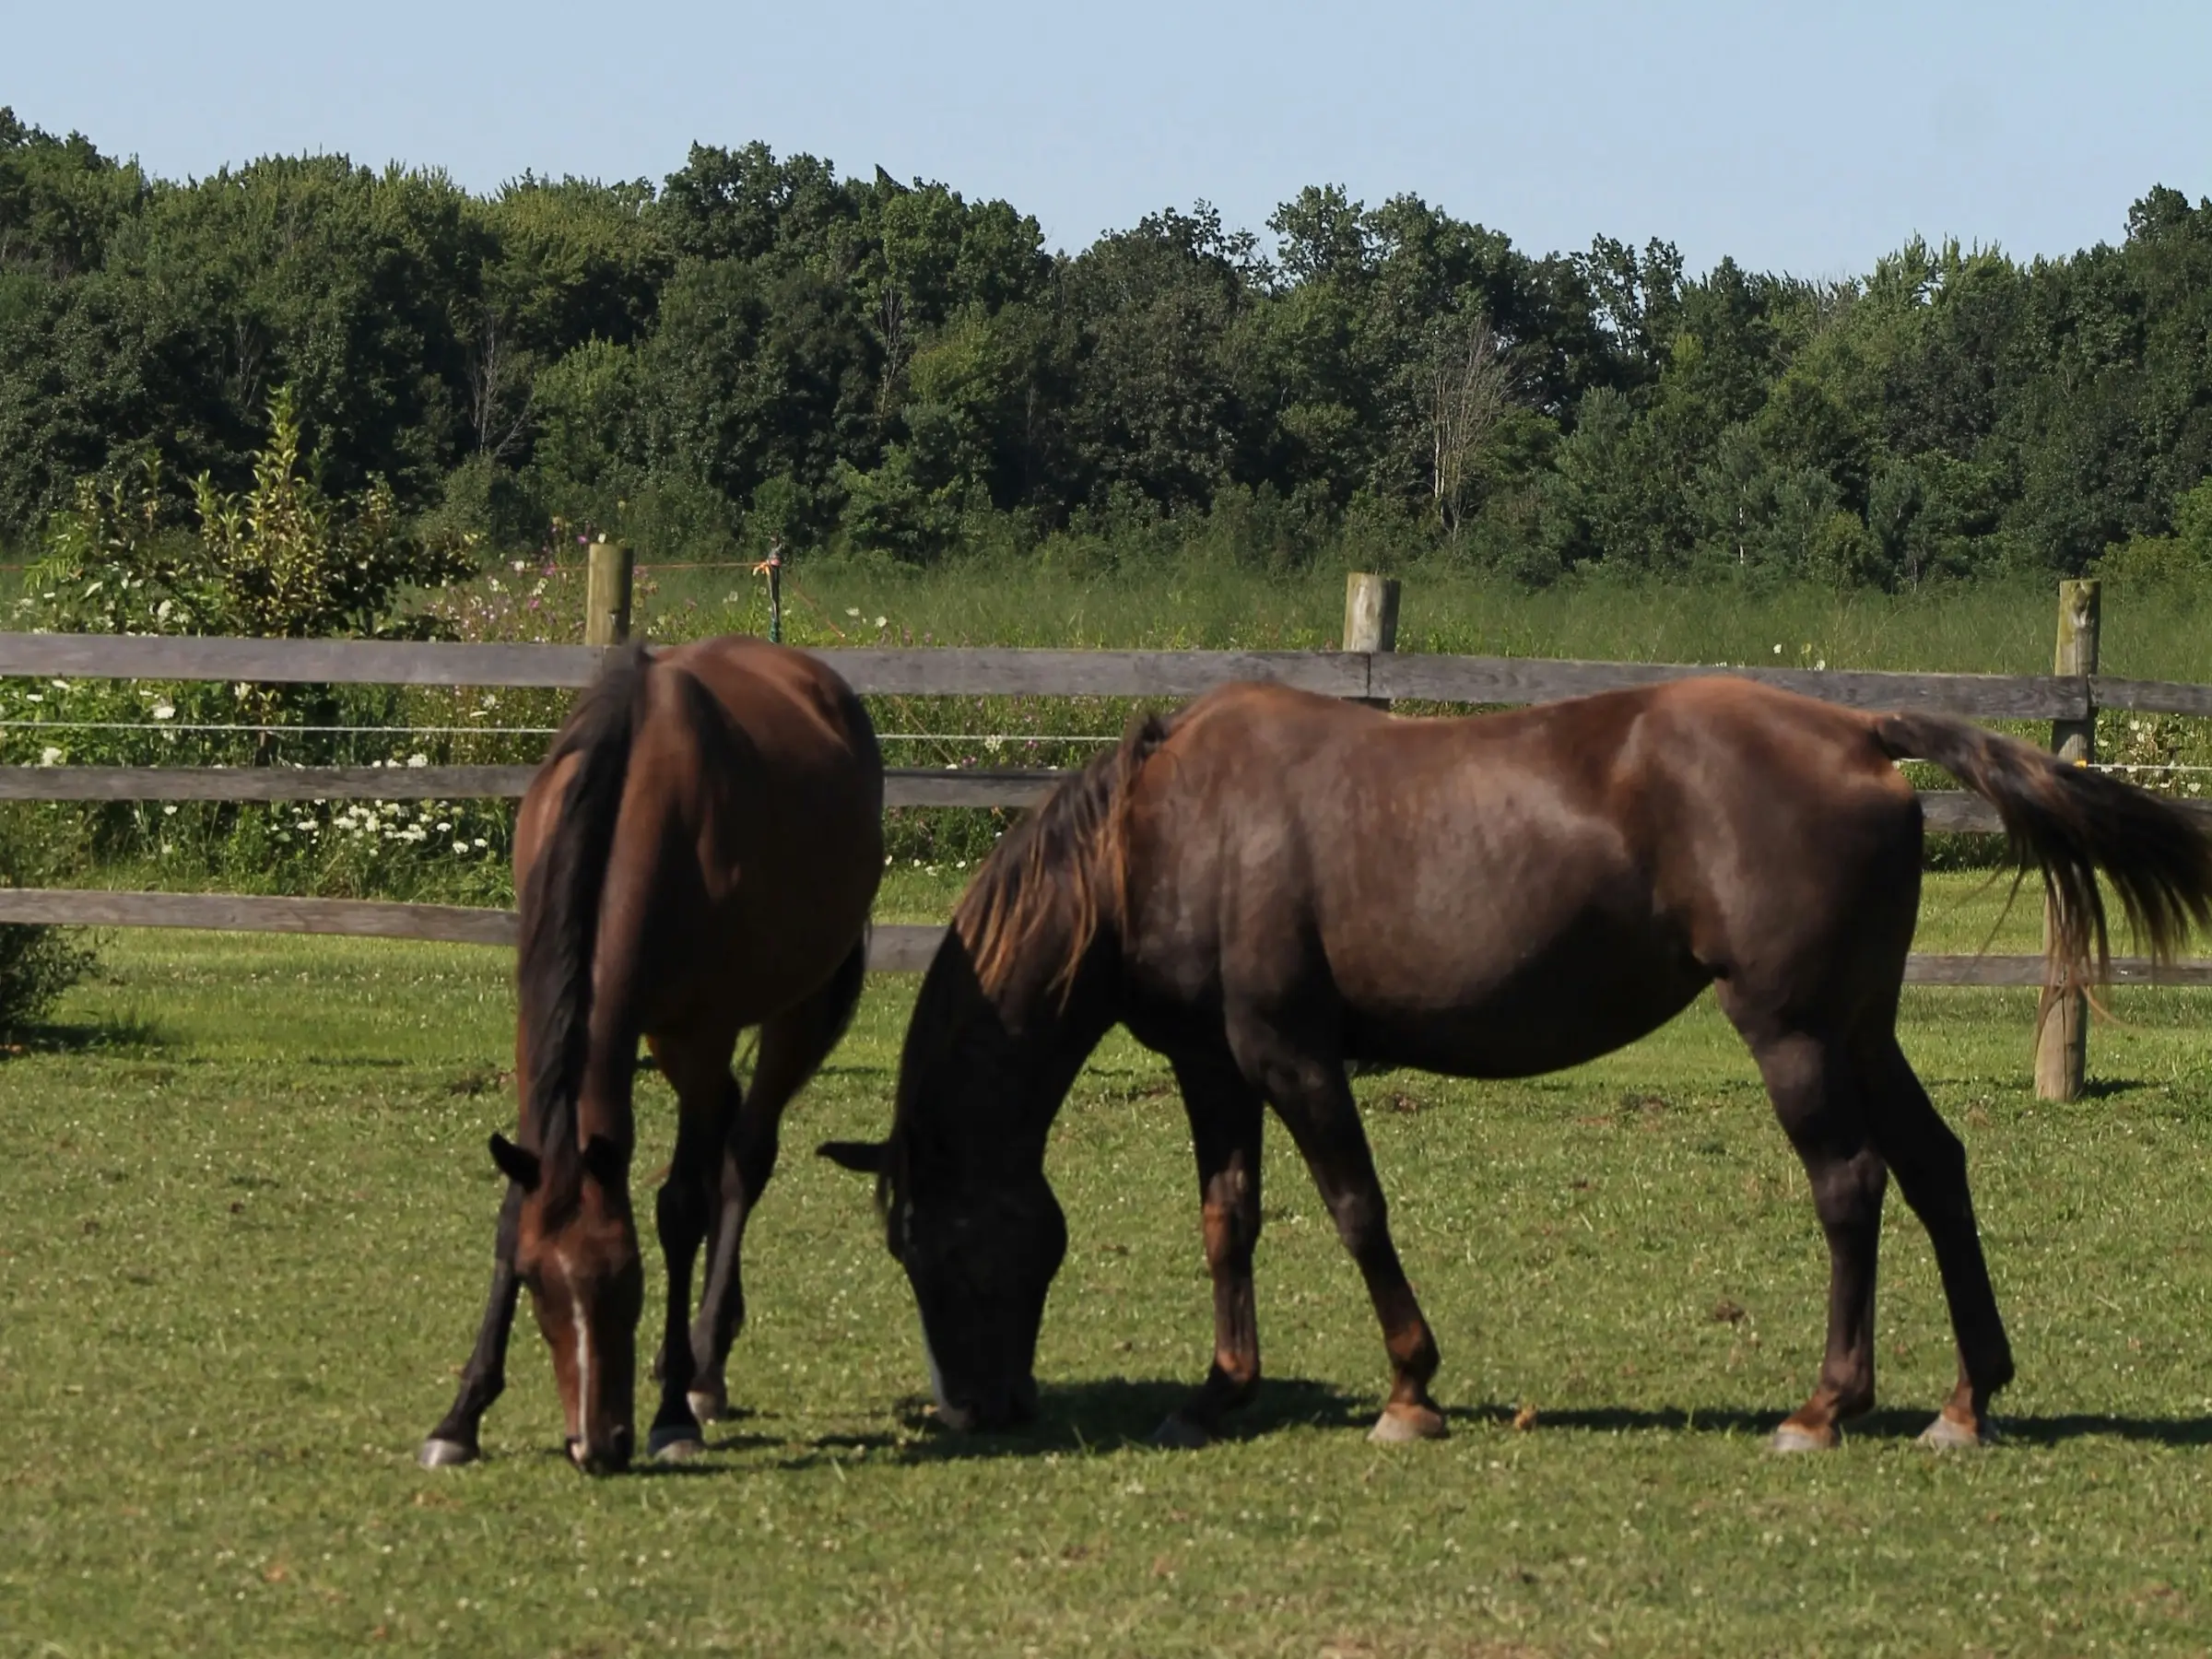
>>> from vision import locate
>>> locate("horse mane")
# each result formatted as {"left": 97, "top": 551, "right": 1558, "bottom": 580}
{"left": 517, "top": 641, "right": 651, "bottom": 1208}
{"left": 953, "top": 709, "right": 1175, "bottom": 1005}
{"left": 870, "top": 708, "right": 1177, "bottom": 1230}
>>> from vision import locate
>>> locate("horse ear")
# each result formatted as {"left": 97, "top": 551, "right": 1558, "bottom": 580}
{"left": 579, "top": 1135, "right": 628, "bottom": 1188}
{"left": 488, "top": 1133, "right": 541, "bottom": 1192}
{"left": 817, "top": 1139, "right": 888, "bottom": 1175}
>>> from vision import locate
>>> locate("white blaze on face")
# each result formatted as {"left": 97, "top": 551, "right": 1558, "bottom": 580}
{"left": 558, "top": 1250, "right": 591, "bottom": 1439}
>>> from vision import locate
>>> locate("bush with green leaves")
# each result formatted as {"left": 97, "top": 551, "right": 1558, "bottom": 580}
{"left": 6, "top": 389, "right": 500, "bottom": 898}
{"left": 0, "top": 806, "right": 95, "bottom": 1033}
{"left": 28, "top": 385, "right": 475, "bottom": 641}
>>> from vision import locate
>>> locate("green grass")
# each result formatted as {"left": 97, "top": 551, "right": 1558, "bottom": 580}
{"left": 5, "top": 874, "right": 2212, "bottom": 1656}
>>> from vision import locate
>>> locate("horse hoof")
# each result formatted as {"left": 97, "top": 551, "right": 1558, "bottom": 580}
{"left": 1766, "top": 1423, "right": 1833, "bottom": 1454}
{"left": 687, "top": 1389, "right": 728, "bottom": 1425}
{"left": 648, "top": 1425, "right": 706, "bottom": 1462}
{"left": 1918, "top": 1412, "right": 1993, "bottom": 1450}
{"left": 1149, "top": 1415, "right": 1212, "bottom": 1451}
{"left": 1368, "top": 1403, "right": 1449, "bottom": 1444}
{"left": 418, "top": 1436, "right": 478, "bottom": 1469}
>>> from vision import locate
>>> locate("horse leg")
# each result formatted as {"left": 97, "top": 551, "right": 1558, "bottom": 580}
{"left": 689, "top": 938, "right": 869, "bottom": 1422}
{"left": 1230, "top": 1018, "right": 1445, "bottom": 1444}
{"left": 418, "top": 1179, "right": 525, "bottom": 1466}
{"left": 1152, "top": 1046, "right": 1266, "bottom": 1450}
{"left": 1860, "top": 1031, "right": 2014, "bottom": 1447}
{"left": 1740, "top": 1026, "right": 1888, "bottom": 1452}
{"left": 642, "top": 1027, "right": 738, "bottom": 1460}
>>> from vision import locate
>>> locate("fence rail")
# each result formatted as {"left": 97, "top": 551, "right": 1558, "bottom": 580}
{"left": 0, "top": 764, "right": 1069, "bottom": 807}
{"left": 0, "top": 631, "right": 2181, "bottom": 716}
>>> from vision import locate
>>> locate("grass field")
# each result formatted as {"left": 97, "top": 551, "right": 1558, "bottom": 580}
{"left": 5, "top": 872, "right": 2212, "bottom": 1657}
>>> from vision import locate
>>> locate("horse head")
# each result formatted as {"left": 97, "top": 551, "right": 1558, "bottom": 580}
{"left": 491, "top": 1130, "right": 642, "bottom": 1473}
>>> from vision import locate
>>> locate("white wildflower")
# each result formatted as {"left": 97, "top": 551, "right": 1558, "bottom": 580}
{"left": 37, "top": 746, "right": 61, "bottom": 766}
{"left": 406, "top": 754, "right": 428, "bottom": 769}
{"left": 151, "top": 701, "right": 173, "bottom": 720}
{"left": 845, "top": 607, "right": 861, "bottom": 618}
{"left": 162, "top": 805, "right": 178, "bottom": 817}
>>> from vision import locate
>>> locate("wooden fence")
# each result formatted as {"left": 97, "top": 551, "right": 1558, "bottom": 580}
{"left": 0, "top": 572, "right": 2204, "bottom": 1099}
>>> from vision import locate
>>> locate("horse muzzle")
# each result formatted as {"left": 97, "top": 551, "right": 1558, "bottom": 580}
{"left": 937, "top": 1374, "right": 1039, "bottom": 1434}
{"left": 567, "top": 1424, "right": 634, "bottom": 1476}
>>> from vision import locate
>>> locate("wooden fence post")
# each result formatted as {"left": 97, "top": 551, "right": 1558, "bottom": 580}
{"left": 1344, "top": 571, "right": 1401, "bottom": 707}
{"left": 2035, "top": 578, "right": 2100, "bottom": 1101}
{"left": 585, "top": 538, "right": 633, "bottom": 646}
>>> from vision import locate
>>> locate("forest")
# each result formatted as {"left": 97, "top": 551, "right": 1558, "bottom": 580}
{"left": 5, "top": 104, "right": 2212, "bottom": 587}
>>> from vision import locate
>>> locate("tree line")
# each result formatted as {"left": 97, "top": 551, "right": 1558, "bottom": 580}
{"left": 5, "top": 105, "right": 2211, "bottom": 585}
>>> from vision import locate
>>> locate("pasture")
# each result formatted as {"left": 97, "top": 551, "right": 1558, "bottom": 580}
{"left": 4, "top": 874, "right": 2211, "bottom": 1656}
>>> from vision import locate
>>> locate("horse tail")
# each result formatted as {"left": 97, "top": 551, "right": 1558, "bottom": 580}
{"left": 519, "top": 640, "right": 653, "bottom": 1189}
{"left": 1870, "top": 710, "right": 2212, "bottom": 989}
{"left": 958, "top": 708, "right": 1177, "bottom": 1004}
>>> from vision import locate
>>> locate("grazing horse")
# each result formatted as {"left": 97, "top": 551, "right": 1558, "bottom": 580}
{"left": 421, "top": 636, "right": 882, "bottom": 1474}
{"left": 825, "top": 677, "right": 2212, "bottom": 1452}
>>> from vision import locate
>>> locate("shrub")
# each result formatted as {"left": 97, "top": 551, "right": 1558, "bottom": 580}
{"left": 0, "top": 810, "right": 95, "bottom": 1033}
{"left": 28, "top": 385, "right": 477, "bottom": 641}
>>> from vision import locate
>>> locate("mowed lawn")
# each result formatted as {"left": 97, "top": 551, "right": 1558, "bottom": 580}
{"left": 4, "top": 875, "right": 2211, "bottom": 1656}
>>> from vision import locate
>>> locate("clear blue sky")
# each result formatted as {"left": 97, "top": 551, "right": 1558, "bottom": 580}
{"left": 9, "top": 0, "right": 2208, "bottom": 276}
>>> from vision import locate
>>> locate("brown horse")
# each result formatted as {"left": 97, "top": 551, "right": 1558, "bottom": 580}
{"left": 825, "top": 677, "right": 2212, "bottom": 1452}
{"left": 421, "top": 636, "right": 882, "bottom": 1474}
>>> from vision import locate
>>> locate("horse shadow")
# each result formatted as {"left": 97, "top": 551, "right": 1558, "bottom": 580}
{"left": 770, "top": 1385, "right": 2212, "bottom": 1466}
{"left": 782, "top": 1377, "right": 1377, "bottom": 1467}
{"left": 1448, "top": 1400, "right": 2212, "bottom": 1448}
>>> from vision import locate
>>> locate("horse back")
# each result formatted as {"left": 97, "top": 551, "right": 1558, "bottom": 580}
{"left": 1117, "top": 677, "right": 1922, "bottom": 1077}
{"left": 523, "top": 636, "right": 884, "bottom": 1035}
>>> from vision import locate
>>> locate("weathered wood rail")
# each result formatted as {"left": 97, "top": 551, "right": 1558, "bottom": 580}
{"left": 0, "top": 629, "right": 2126, "bottom": 712}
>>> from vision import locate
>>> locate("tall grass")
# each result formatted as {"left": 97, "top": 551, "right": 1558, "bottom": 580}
{"left": 636, "top": 551, "right": 2212, "bottom": 680}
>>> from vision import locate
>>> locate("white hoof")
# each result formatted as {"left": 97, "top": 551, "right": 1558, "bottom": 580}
{"left": 1368, "top": 1403, "right": 1448, "bottom": 1444}
{"left": 1917, "top": 1412, "right": 1992, "bottom": 1450}
{"left": 648, "top": 1425, "right": 706, "bottom": 1462}
{"left": 1765, "top": 1423, "right": 1832, "bottom": 1453}
{"left": 418, "top": 1437, "right": 477, "bottom": 1468}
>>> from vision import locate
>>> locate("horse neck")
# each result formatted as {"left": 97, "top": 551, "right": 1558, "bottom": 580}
{"left": 909, "top": 957, "right": 1118, "bottom": 1181}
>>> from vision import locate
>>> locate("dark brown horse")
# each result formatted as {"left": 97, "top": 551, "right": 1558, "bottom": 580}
{"left": 421, "top": 636, "right": 882, "bottom": 1473}
{"left": 826, "top": 677, "right": 2212, "bottom": 1452}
